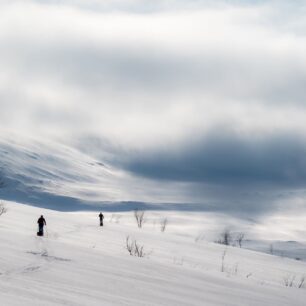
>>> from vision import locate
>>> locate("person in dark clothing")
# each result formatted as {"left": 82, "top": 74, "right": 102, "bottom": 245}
{"left": 99, "top": 212, "right": 104, "bottom": 226}
{"left": 37, "top": 215, "right": 46, "bottom": 236}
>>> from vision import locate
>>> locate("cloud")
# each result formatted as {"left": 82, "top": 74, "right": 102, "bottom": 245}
{"left": 1, "top": 2, "right": 306, "bottom": 138}
{"left": 1, "top": 1, "right": 306, "bottom": 214}
{"left": 73, "top": 130, "right": 306, "bottom": 216}
{"left": 117, "top": 129, "right": 306, "bottom": 186}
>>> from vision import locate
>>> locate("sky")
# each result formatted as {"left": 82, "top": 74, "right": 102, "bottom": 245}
{"left": 1, "top": 0, "right": 306, "bottom": 215}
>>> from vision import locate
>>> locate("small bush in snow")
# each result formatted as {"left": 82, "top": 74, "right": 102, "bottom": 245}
{"left": 224, "top": 262, "right": 240, "bottom": 277}
{"left": 298, "top": 275, "right": 305, "bottom": 288}
{"left": 126, "top": 236, "right": 145, "bottom": 257}
{"left": 160, "top": 218, "right": 168, "bottom": 232}
{"left": 0, "top": 202, "right": 7, "bottom": 216}
{"left": 221, "top": 248, "right": 227, "bottom": 272}
{"left": 134, "top": 209, "right": 145, "bottom": 228}
{"left": 283, "top": 274, "right": 296, "bottom": 287}
{"left": 235, "top": 233, "right": 245, "bottom": 248}
{"left": 216, "top": 229, "right": 232, "bottom": 246}
{"left": 269, "top": 244, "right": 274, "bottom": 255}
{"left": 283, "top": 274, "right": 305, "bottom": 288}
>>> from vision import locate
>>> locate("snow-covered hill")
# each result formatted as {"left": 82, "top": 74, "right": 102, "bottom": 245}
{"left": 0, "top": 134, "right": 128, "bottom": 207}
{"left": 0, "top": 201, "right": 306, "bottom": 306}
{"left": 0, "top": 134, "right": 198, "bottom": 209}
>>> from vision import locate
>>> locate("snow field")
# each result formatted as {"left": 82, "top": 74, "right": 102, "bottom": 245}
{"left": 0, "top": 201, "right": 306, "bottom": 305}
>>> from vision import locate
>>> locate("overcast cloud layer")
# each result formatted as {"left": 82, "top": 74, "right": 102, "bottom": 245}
{"left": 1, "top": 0, "right": 306, "bottom": 214}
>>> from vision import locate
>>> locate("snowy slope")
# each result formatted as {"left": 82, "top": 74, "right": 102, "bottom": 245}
{"left": 0, "top": 134, "right": 197, "bottom": 208}
{"left": 0, "top": 134, "right": 126, "bottom": 206}
{"left": 0, "top": 201, "right": 306, "bottom": 306}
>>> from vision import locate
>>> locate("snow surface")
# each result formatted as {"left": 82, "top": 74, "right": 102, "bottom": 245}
{"left": 1, "top": 201, "right": 306, "bottom": 306}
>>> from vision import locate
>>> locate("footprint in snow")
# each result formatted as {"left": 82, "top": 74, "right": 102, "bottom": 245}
{"left": 26, "top": 251, "right": 71, "bottom": 262}
{"left": 22, "top": 265, "right": 41, "bottom": 273}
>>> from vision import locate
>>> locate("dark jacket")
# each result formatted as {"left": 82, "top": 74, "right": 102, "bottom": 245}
{"left": 37, "top": 216, "right": 46, "bottom": 226}
{"left": 99, "top": 213, "right": 104, "bottom": 220}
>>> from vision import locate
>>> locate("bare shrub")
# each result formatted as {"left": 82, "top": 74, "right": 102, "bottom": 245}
{"left": 283, "top": 274, "right": 305, "bottom": 288}
{"left": 0, "top": 202, "right": 7, "bottom": 216}
{"left": 134, "top": 209, "right": 145, "bottom": 228}
{"left": 221, "top": 248, "right": 227, "bottom": 272}
{"left": 160, "top": 218, "right": 168, "bottom": 232}
{"left": 269, "top": 244, "right": 274, "bottom": 255}
{"left": 283, "top": 274, "right": 296, "bottom": 287}
{"left": 236, "top": 233, "right": 245, "bottom": 248}
{"left": 219, "top": 248, "right": 241, "bottom": 276}
{"left": 225, "top": 262, "right": 239, "bottom": 277}
{"left": 216, "top": 229, "right": 232, "bottom": 246}
{"left": 298, "top": 275, "right": 305, "bottom": 289}
{"left": 233, "top": 262, "right": 239, "bottom": 275}
{"left": 125, "top": 236, "right": 145, "bottom": 257}
{"left": 126, "top": 236, "right": 134, "bottom": 255}
{"left": 134, "top": 242, "right": 145, "bottom": 257}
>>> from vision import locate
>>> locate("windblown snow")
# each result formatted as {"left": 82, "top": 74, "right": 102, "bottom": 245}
{"left": 0, "top": 201, "right": 306, "bottom": 306}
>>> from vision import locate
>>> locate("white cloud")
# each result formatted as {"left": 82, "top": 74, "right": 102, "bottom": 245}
{"left": 1, "top": 1, "right": 306, "bottom": 212}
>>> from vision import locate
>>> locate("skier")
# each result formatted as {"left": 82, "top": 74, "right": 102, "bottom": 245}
{"left": 99, "top": 212, "right": 104, "bottom": 226}
{"left": 37, "top": 215, "right": 46, "bottom": 236}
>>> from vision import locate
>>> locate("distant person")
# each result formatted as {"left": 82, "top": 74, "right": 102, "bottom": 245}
{"left": 37, "top": 215, "right": 46, "bottom": 236}
{"left": 99, "top": 212, "right": 104, "bottom": 226}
